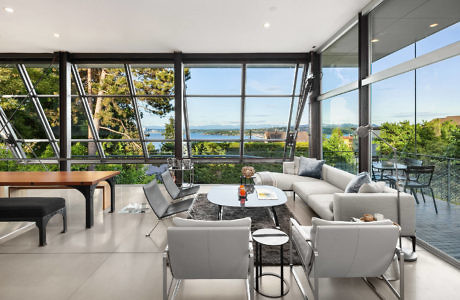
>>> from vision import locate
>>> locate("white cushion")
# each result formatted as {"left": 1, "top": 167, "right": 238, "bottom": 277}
{"left": 307, "top": 194, "right": 334, "bottom": 220}
{"left": 321, "top": 165, "right": 355, "bottom": 190}
{"left": 345, "top": 172, "right": 371, "bottom": 193}
{"left": 359, "top": 182, "right": 387, "bottom": 193}
{"left": 272, "top": 173, "right": 321, "bottom": 190}
{"left": 293, "top": 181, "right": 343, "bottom": 203}
{"left": 173, "top": 217, "right": 251, "bottom": 227}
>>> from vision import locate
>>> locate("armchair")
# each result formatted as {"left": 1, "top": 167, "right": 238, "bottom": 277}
{"left": 163, "top": 217, "right": 254, "bottom": 300}
{"left": 290, "top": 218, "right": 404, "bottom": 300}
{"left": 161, "top": 170, "right": 200, "bottom": 200}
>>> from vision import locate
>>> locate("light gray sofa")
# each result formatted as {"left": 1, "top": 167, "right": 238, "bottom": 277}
{"left": 254, "top": 157, "right": 416, "bottom": 240}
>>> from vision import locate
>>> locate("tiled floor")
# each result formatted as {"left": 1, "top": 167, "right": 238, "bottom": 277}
{"left": 0, "top": 185, "right": 459, "bottom": 300}
{"left": 415, "top": 194, "right": 460, "bottom": 260}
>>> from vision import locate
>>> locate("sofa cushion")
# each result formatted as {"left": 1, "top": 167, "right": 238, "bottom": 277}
{"left": 321, "top": 165, "right": 355, "bottom": 190}
{"left": 306, "top": 194, "right": 334, "bottom": 220}
{"left": 255, "top": 172, "right": 321, "bottom": 191}
{"left": 293, "top": 181, "right": 343, "bottom": 203}
{"left": 359, "top": 181, "right": 386, "bottom": 193}
{"left": 298, "top": 157, "right": 324, "bottom": 179}
{"left": 345, "top": 172, "right": 371, "bottom": 193}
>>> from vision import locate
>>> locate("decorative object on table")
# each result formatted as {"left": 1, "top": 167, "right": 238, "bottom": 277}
{"left": 256, "top": 187, "right": 278, "bottom": 200}
{"left": 189, "top": 193, "right": 301, "bottom": 265}
{"left": 239, "top": 185, "right": 247, "bottom": 206}
{"left": 242, "top": 166, "right": 255, "bottom": 178}
{"left": 344, "top": 172, "right": 371, "bottom": 193}
{"left": 298, "top": 157, "right": 325, "bottom": 179}
{"left": 356, "top": 124, "right": 417, "bottom": 261}
{"left": 253, "top": 228, "right": 290, "bottom": 297}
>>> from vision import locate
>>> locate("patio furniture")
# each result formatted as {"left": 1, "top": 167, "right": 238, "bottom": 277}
{"left": 403, "top": 166, "right": 437, "bottom": 214}
{"left": 253, "top": 228, "right": 290, "bottom": 297}
{"left": 290, "top": 218, "right": 404, "bottom": 300}
{"left": 207, "top": 185, "right": 287, "bottom": 227}
{"left": 163, "top": 217, "right": 254, "bottom": 300}
{"left": 160, "top": 170, "right": 200, "bottom": 200}
{"left": 0, "top": 197, "right": 67, "bottom": 246}
{"left": 143, "top": 180, "right": 195, "bottom": 237}
{"left": 372, "top": 161, "right": 407, "bottom": 188}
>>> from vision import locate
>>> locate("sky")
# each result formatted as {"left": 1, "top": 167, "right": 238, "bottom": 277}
{"left": 141, "top": 20, "right": 460, "bottom": 130}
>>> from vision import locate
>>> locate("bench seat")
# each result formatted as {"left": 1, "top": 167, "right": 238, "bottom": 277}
{"left": 0, "top": 197, "right": 67, "bottom": 246}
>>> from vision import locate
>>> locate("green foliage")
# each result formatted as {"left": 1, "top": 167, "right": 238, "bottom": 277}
{"left": 322, "top": 128, "right": 355, "bottom": 171}
{"left": 194, "top": 163, "right": 283, "bottom": 184}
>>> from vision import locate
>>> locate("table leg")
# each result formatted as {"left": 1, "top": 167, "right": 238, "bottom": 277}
{"left": 281, "top": 244, "right": 284, "bottom": 295}
{"left": 269, "top": 207, "right": 280, "bottom": 228}
{"left": 71, "top": 185, "right": 96, "bottom": 228}
{"left": 255, "top": 242, "right": 259, "bottom": 292}
{"left": 105, "top": 177, "right": 116, "bottom": 213}
{"left": 218, "top": 205, "right": 223, "bottom": 220}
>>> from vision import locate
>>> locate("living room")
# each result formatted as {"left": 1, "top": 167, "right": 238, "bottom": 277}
{"left": 0, "top": 0, "right": 459, "bottom": 299}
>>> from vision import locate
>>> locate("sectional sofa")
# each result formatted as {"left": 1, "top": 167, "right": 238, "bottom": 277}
{"left": 254, "top": 157, "right": 416, "bottom": 243}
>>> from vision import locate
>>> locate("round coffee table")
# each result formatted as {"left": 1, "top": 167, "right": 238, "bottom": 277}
{"left": 207, "top": 185, "right": 287, "bottom": 227}
{"left": 253, "top": 228, "right": 290, "bottom": 298}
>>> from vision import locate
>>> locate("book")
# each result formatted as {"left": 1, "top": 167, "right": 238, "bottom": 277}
{"left": 256, "top": 188, "right": 278, "bottom": 200}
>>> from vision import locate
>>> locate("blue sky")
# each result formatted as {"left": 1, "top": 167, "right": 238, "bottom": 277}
{"left": 141, "top": 21, "right": 460, "bottom": 129}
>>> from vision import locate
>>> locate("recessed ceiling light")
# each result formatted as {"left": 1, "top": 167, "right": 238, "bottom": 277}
{"left": 429, "top": 23, "right": 438, "bottom": 28}
{"left": 371, "top": 38, "right": 379, "bottom": 43}
{"left": 3, "top": 7, "right": 14, "bottom": 13}
{"left": 263, "top": 22, "right": 270, "bottom": 29}
{"left": 53, "top": 33, "right": 60, "bottom": 38}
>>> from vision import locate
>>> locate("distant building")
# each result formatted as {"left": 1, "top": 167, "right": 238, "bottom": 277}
{"left": 342, "top": 136, "right": 354, "bottom": 147}
{"left": 264, "top": 130, "right": 309, "bottom": 142}
{"left": 434, "top": 115, "right": 460, "bottom": 125}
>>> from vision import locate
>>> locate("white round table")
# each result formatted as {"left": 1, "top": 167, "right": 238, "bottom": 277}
{"left": 207, "top": 185, "right": 287, "bottom": 227}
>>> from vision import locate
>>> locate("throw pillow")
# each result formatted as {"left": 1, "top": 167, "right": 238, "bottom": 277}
{"left": 344, "top": 172, "right": 371, "bottom": 193}
{"left": 298, "top": 157, "right": 324, "bottom": 179}
{"left": 358, "top": 181, "right": 386, "bottom": 193}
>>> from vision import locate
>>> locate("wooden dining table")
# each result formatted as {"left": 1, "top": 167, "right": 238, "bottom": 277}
{"left": 0, "top": 171, "right": 120, "bottom": 228}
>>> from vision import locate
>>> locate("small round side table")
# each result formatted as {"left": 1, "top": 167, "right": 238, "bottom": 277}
{"left": 253, "top": 228, "right": 290, "bottom": 298}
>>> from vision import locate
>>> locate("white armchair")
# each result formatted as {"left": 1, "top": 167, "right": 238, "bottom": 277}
{"left": 163, "top": 217, "right": 254, "bottom": 300}
{"left": 290, "top": 218, "right": 404, "bottom": 300}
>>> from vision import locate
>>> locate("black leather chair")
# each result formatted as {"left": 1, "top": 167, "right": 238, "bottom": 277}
{"left": 143, "top": 180, "right": 195, "bottom": 237}
{"left": 160, "top": 170, "right": 200, "bottom": 200}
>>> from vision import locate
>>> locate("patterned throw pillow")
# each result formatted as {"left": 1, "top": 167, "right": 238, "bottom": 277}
{"left": 298, "top": 157, "right": 325, "bottom": 179}
{"left": 344, "top": 172, "right": 371, "bottom": 193}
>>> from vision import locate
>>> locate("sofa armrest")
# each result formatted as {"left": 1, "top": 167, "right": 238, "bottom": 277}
{"left": 333, "top": 192, "right": 416, "bottom": 237}
{"left": 283, "top": 161, "right": 295, "bottom": 175}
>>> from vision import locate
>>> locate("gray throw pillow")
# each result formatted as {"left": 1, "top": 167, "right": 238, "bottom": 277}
{"left": 298, "top": 157, "right": 324, "bottom": 179}
{"left": 344, "top": 172, "right": 371, "bottom": 193}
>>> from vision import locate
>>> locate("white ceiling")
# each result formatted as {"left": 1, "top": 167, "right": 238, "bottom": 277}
{"left": 0, "top": 0, "right": 372, "bottom": 53}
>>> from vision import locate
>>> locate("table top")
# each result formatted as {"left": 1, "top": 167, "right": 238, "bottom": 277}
{"left": 0, "top": 171, "right": 120, "bottom": 186}
{"left": 207, "top": 185, "right": 287, "bottom": 208}
{"left": 252, "top": 228, "right": 289, "bottom": 246}
{"left": 372, "top": 162, "right": 407, "bottom": 170}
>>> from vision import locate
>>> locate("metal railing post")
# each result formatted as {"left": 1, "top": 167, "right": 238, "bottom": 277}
{"left": 447, "top": 159, "right": 451, "bottom": 203}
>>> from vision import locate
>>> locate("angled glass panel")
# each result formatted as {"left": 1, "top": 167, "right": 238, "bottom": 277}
{"left": 322, "top": 89, "right": 359, "bottom": 173}
{"left": 25, "top": 65, "right": 59, "bottom": 95}
{"left": 187, "top": 97, "right": 241, "bottom": 140}
{"left": 76, "top": 65, "right": 129, "bottom": 95}
{"left": 321, "top": 25, "right": 358, "bottom": 93}
{"left": 130, "top": 65, "right": 175, "bottom": 96}
{"left": 294, "top": 65, "right": 305, "bottom": 95}
{"left": 185, "top": 65, "right": 242, "bottom": 95}
{"left": 38, "top": 97, "right": 60, "bottom": 138}
{"left": 96, "top": 97, "right": 141, "bottom": 140}
{"left": 246, "top": 64, "right": 297, "bottom": 95}
{"left": 71, "top": 97, "right": 90, "bottom": 139}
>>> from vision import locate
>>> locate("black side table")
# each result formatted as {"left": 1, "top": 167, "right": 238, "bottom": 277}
{"left": 253, "top": 228, "right": 290, "bottom": 298}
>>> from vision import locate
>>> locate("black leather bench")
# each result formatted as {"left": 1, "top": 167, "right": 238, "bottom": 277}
{"left": 0, "top": 197, "right": 67, "bottom": 246}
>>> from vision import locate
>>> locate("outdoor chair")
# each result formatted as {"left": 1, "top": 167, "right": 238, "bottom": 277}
{"left": 403, "top": 165, "right": 437, "bottom": 214}
{"left": 143, "top": 180, "right": 195, "bottom": 237}
{"left": 160, "top": 170, "right": 200, "bottom": 200}
{"left": 163, "top": 217, "right": 254, "bottom": 300}
{"left": 290, "top": 217, "right": 404, "bottom": 300}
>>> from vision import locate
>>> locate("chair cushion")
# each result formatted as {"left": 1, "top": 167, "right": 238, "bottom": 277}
{"left": 293, "top": 181, "right": 343, "bottom": 203}
{"left": 344, "top": 172, "right": 371, "bottom": 193}
{"left": 173, "top": 217, "right": 251, "bottom": 227}
{"left": 0, "top": 197, "right": 65, "bottom": 218}
{"left": 306, "top": 194, "right": 334, "bottom": 220}
{"left": 298, "top": 157, "right": 325, "bottom": 179}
